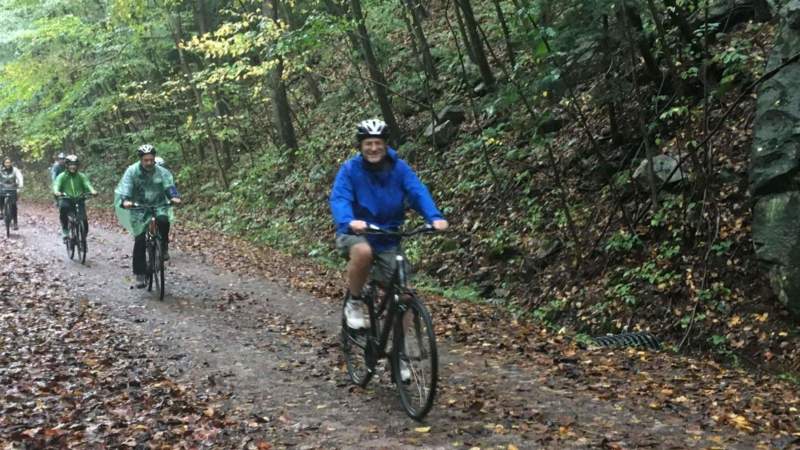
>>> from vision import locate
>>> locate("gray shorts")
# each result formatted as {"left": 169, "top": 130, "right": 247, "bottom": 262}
{"left": 336, "top": 234, "right": 405, "bottom": 285}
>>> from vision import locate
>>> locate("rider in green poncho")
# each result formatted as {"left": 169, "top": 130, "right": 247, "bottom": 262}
{"left": 115, "top": 144, "right": 181, "bottom": 288}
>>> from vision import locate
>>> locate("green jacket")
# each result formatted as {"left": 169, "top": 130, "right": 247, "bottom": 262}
{"left": 114, "top": 162, "right": 177, "bottom": 235}
{"left": 53, "top": 171, "right": 95, "bottom": 198}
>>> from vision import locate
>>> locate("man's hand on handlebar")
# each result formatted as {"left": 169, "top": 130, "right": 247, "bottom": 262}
{"left": 170, "top": 197, "right": 182, "bottom": 205}
{"left": 349, "top": 220, "right": 368, "bottom": 234}
{"left": 122, "top": 200, "right": 134, "bottom": 209}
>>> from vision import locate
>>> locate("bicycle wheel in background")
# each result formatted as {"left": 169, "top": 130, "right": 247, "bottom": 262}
{"left": 341, "top": 296, "right": 374, "bottom": 387}
{"left": 392, "top": 294, "right": 438, "bottom": 421}
{"left": 77, "top": 221, "right": 87, "bottom": 264}
{"left": 154, "top": 238, "right": 165, "bottom": 300}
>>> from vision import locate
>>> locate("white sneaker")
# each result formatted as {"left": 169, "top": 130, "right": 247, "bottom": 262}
{"left": 399, "top": 360, "right": 412, "bottom": 383}
{"left": 345, "top": 299, "right": 368, "bottom": 329}
{"left": 135, "top": 274, "right": 147, "bottom": 289}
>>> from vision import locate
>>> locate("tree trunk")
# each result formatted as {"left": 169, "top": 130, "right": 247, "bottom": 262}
{"left": 349, "top": 0, "right": 402, "bottom": 144}
{"left": 193, "top": 0, "right": 209, "bottom": 34}
{"left": 601, "top": 15, "right": 622, "bottom": 146}
{"left": 645, "top": 0, "right": 688, "bottom": 96}
{"left": 490, "top": 0, "right": 515, "bottom": 68}
{"left": 322, "top": 0, "right": 362, "bottom": 56}
{"left": 170, "top": 14, "right": 228, "bottom": 188}
{"left": 282, "top": 3, "right": 325, "bottom": 104}
{"left": 263, "top": 0, "right": 299, "bottom": 153}
{"left": 456, "top": 0, "right": 495, "bottom": 89}
{"left": 618, "top": 1, "right": 661, "bottom": 83}
{"left": 753, "top": 0, "right": 772, "bottom": 22}
{"left": 452, "top": 0, "right": 477, "bottom": 65}
{"left": 403, "top": 0, "right": 437, "bottom": 80}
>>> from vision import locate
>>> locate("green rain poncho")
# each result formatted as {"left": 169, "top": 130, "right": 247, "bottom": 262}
{"left": 114, "top": 162, "right": 176, "bottom": 236}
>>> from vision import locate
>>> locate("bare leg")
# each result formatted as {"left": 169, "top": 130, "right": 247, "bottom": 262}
{"left": 347, "top": 243, "right": 373, "bottom": 296}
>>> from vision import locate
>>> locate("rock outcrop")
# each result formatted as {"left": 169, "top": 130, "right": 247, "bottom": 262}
{"left": 750, "top": 0, "right": 800, "bottom": 318}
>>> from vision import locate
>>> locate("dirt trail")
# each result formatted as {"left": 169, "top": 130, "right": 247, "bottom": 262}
{"left": 9, "top": 202, "right": 798, "bottom": 449}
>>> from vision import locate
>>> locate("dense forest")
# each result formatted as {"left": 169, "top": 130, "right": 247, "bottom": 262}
{"left": 1, "top": 0, "right": 798, "bottom": 377}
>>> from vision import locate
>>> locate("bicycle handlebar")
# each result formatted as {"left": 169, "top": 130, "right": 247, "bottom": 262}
{"left": 56, "top": 193, "right": 93, "bottom": 200}
{"left": 126, "top": 202, "right": 173, "bottom": 210}
{"left": 359, "top": 223, "right": 438, "bottom": 237}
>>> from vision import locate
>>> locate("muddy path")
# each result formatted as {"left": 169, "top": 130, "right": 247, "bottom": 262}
{"left": 8, "top": 202, "right": 798, "bottom": 449}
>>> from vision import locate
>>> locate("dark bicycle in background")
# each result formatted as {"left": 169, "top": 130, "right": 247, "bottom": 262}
{"left": 1, "top": 190, "right": 16, "bottom": 238}
{"left": 59, "top": 193, "right": 91, "bottom": 264}
{"left": 340, "top": 224, "right": 439, "bottom": 420}
{"left": 129, "top": 203, "right": 172, "bottom": 301}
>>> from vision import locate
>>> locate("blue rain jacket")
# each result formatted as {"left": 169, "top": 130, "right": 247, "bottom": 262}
{"left": 330, "top": 148, "right": 443, "bottom": 251}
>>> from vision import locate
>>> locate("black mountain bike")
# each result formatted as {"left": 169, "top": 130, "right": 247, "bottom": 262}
{"left": 340, "top": 224, "right": 439, "bottom": 420}
{"left": 1, "top": 190, "right": 15, "bottom": 238}
{"left": 61, "top": 194, "right": 89, "bottom": 263}
{"left": 130, "top": 203, "right": 171, "bottom": 301}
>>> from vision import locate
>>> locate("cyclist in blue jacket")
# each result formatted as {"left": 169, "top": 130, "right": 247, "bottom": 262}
{"left": 330, "top": 119, "right": 448, "bottom": 332}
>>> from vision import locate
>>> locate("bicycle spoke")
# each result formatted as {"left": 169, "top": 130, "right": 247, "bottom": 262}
{"left": 394, "top": 296, "right": 437, "bottom": 420}
{"left": 341, "top": 296, "right": 374, "bottom": 387}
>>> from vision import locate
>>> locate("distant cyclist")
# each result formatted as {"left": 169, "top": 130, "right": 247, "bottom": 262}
{"left": 0, "top": 157, "right": 24, "bottom": 230}
{"left": 330, "top": 119, "right": 448, "bottom": 331}
{"left": 50, "top": 152, "right": 66, "bottom": 182}
{"left": 116, "top": 144, "right": 181, "bottom": 288}
{"left": 53, "top": 155, "right": 97, "bottom": 241}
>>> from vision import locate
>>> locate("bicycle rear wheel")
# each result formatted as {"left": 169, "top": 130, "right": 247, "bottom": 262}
{"left": 392, "top": 294, "right": 438, "bottom": 421}
{"left": 77, "top": 221, "right": 87, "bottom": 264}
{"left": 154, "top": 239, "right": 165, "bottom": 300}
{"left": 341, "top": 296, "right": 374, "bottom": 387}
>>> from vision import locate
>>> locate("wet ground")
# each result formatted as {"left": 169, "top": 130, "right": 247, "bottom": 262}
{"left": 5, "top": 203, "right": 798, "bottom": 449}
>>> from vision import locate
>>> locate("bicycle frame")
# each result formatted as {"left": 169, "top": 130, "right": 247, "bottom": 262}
{"left": 62, "top": 197, "right": 87, "bottom": 222}
{"left": 1, "top": 191, "right": 16, "bottom": 212}
{"left": 146, "top": 214, "right": 160, "bottom": 242}
{"left": 364, "top": 254, "right": 411, "bottom": 363}
{"left": 128, "top": 203, "right": 171, "bottom": 240}
{"left": 354, "top": 225, "right": 435, "bottom": 368}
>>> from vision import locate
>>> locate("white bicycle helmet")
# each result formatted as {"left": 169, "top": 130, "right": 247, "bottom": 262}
{"left": 356, "top": 119, "right": 390, "bottom": 142}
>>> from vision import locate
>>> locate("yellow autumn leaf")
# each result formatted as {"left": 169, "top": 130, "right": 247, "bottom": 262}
{"left": 729, "top": 413, "right": 754, "bottom": 433}
{"left": 414, "top": 426, "right": 431, "bottom": 433}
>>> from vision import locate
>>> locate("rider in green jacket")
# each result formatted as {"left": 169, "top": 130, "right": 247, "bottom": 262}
{"left": 53, "top": 155, "right": 97, "bottom": 240}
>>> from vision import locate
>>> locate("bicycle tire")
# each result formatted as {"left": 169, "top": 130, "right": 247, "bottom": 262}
{"left": 4, "top": 200, "right": 11, "bottom": 238}
{"left": 341, "top": 296, "right": 374, "bottom": 387}
{"left": 154, "top": 239, "right": 165, "bottom": 300}
{"left": 392, "top": 294, "right": 438, "bottom": 421}
{"left": 67, "top": 218, "right": 76, "bottom": 260}
{"left": 146, "top": 243, "right": 155, "bottom": 292}
{"left": 77, "top": 221, "right": 87, "bottom": 264}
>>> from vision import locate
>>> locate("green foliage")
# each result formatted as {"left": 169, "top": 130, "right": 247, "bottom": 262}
{"left": 604, "top": 229, "right": 642, "bottom": 254}
{"left": 532, "top": 298, "right": 568, "bottom": 322}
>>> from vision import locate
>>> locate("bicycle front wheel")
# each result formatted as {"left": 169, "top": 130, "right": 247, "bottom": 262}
{"left": 77, "top": 221, "right": 87, "bottom": 264}
{"left": 67, "top": 220, "right": 76, "bottom": 260}
{"left": 392, "top": 294, "right": 438, "bottom": 421}
{"left": 146, "top": 243, "right": 155, "bottom": 292}
{"left": 154, "top": 240, "right": 165, "bottom": 300}
{"left": 5, "top": 201, "right": 12, "bottom": 238}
